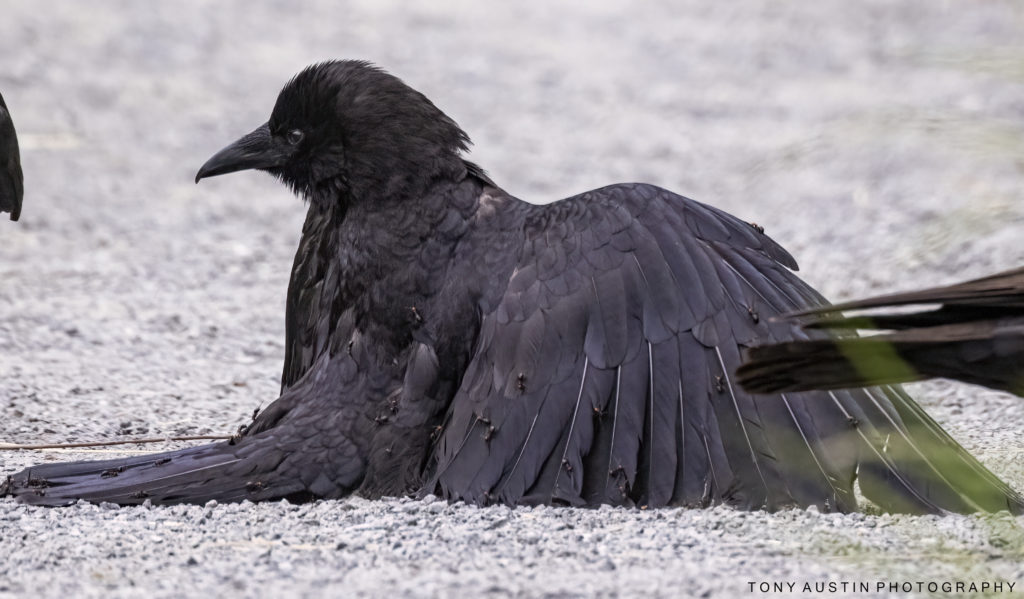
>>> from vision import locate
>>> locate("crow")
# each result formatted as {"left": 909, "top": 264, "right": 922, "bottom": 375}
{"left": 737, "top": 266, "right": 1024, "bottom": 396}
{"left": 3, "top": 61, "right": 1020, "bottom": 514}
{"left": 0, "top": 91, "right": 23, "bottom": 221}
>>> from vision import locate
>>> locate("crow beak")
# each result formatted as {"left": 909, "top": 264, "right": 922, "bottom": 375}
{"left": 195, "top": 123, "right": 287, "bottom": 183}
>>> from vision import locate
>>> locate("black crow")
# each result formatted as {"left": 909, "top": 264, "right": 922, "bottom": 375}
{"left": 738, "top": 266, "right": 1024, "bottom": 396}
{"left": 0, "top": 91, "right": 23, "bottom": 221}
{"left": 4, "top": 61, "right": 1020, "bottom": 514}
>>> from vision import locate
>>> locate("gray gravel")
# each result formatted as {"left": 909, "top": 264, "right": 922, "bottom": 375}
{"left": 2, "top": 1, "right": 1024, "bottom": 597}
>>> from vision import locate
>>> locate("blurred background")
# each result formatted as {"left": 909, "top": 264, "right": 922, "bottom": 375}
{"left": 0, "top": 1, "right": 1022, "bottom": 595}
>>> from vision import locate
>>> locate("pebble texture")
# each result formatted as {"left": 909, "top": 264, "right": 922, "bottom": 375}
{"left": 1, "top": 1, "right": 1023, "bottom": 597}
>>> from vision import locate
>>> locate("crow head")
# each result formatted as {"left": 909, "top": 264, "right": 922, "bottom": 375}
{"left": 196, "top": 60, "right": 471, "bottom": 205}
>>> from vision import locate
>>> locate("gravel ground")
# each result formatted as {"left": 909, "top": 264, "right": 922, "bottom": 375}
{"left": 2, "top": 1, "right": 1024, "bottom": 597}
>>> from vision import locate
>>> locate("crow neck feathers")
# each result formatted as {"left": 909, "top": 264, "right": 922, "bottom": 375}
{"left": 269, "top": 61, "right": 501, "bottom": 360}
{"left": 268, "top": 60, "right": 472, "bottom": 209}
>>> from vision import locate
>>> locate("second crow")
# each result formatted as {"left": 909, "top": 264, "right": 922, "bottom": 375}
{"left": 738, "top": 266, "right": 1024, "bottom": 396}
{"left": 0, "top": 91, "right": 23, "bottom": 221}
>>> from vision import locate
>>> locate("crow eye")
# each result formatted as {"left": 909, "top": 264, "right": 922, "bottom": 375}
{"left": 286, "top": 129, "right": 304, "bottom": 144}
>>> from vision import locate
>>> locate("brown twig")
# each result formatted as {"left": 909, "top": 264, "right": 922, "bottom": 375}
{"left": 0, "top": 434, "right": 232, "bottom": 450}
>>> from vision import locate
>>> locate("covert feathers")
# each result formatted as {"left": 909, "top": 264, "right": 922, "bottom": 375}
{"left": 4, "top": 61, "right": 1020, "bottom": 515}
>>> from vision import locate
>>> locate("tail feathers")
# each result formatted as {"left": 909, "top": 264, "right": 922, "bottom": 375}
{"left": 3, "top": 439, "right": 306, "bottom": 506}
{"left": 787, "top": 266, "right": 1024, "bottom": 317}
{"left": 802, "top": 308, "right": 1004, "bottom": 332}
{"left": 737, "top": 337, "right": 925, "bottom": 394}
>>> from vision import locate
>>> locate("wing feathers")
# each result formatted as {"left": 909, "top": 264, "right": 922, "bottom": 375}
{"left": 427, "top": 183, "right": 1022, "bottom": 514}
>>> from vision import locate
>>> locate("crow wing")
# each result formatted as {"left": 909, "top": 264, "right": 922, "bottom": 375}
{"left": 281, "top": 202, "right": 345, "bottom": 391}
{"left": 427, "top": 183, "right": 1022, "bottom": 514}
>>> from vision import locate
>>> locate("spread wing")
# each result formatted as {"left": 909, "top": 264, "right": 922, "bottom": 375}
{"left": 0, "top": 91, "right": 24, "bottom": 221}
{"left": 426, "top": 183, "right": 1022, "bottom": 514}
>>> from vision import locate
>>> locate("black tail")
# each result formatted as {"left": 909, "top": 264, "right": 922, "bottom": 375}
{"left": 739, "top": 265, "right": 1024, "bottom": 396}
{"left": 3, "top": 356, "right": 373, "bottom": 506}
{"left": 2, "top": 437, "right": 310, "bottom": 506}
{"left": 3, "top": 343, "right": 383, "bottom": 507}
{"left": 737, "top": 324, "right": 1024, "bottom": 397}
{"left": 736, "top": 336, "right": 926, "bottom": 394}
